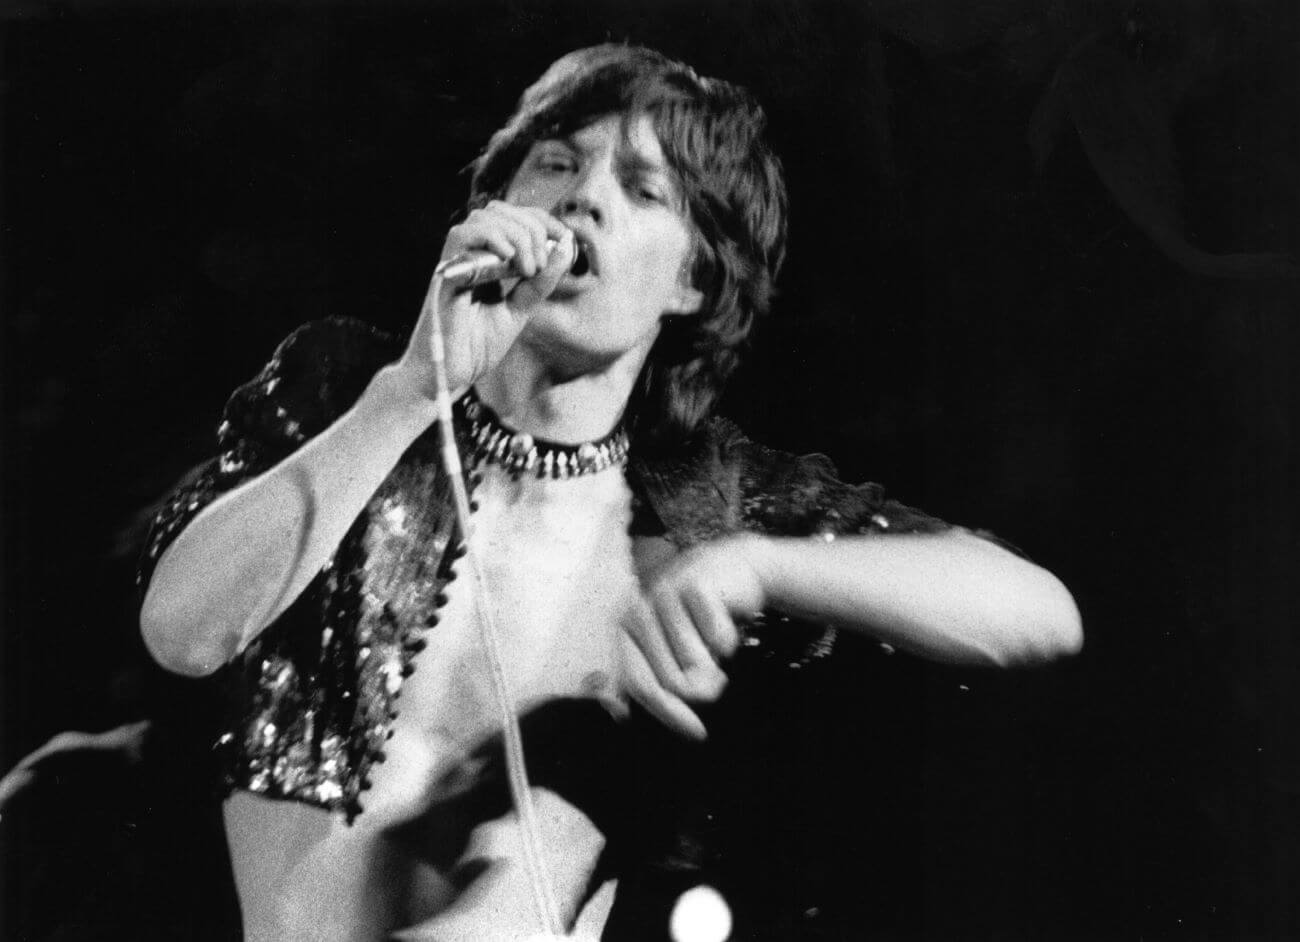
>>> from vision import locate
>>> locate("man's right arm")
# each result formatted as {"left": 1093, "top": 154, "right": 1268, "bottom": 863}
{"left": 139, "top": 364, "right": 438, "bottom": 677}
{"left": 140, "top": 201, "right": 573, "bottom": 678}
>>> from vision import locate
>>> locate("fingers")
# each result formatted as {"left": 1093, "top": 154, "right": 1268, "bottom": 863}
{"left": 512, "top": 228, "right": 575, "bottom": 309}
{"left": 683, "top": 584, "right": 741, "bottom": 660}
{"left": 624, "top": 596, "right": 688, "bottom": 696}
{"left": 625, "top": 592, "right": 728, "bottom": 705}
{"left": 652, "top": 592, "right": 728, "bottom": 699}
{"left": 488, "top": 202, "right": 552, "bottom": 277}
{"left": 526, "top": 205, "right": 574, "bottom": 244}
{"left": 444, "top": 201, "right": 571, "bottom": 280}
{"left": 614, "top": 539, "right": 772, "bottom": 740}
{"left": 621, "top": 636, "right": 708, "bottom": 741}
{"left": 449, "top": 206, "right": 537, "bottom": 276}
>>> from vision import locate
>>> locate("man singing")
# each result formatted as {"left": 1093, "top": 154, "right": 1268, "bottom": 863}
{"left": 139, "top": 43, "right": 1081, "bottom": 941}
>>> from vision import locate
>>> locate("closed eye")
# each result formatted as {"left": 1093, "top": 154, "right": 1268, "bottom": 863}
{"left": 530, "top": 142, "right": 578, "bottom": 174}
{"left": 536, "top": 156, "right": 576, "bottom": 173}
{"left": 628, "top": 174, "right": 675, "bottom": 207}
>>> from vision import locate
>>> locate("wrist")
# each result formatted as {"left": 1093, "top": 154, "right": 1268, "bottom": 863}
{"left": 361, "top": 364, "right": 442, "bottom": 431}
{"left": 728, "top": 531, "right": 779, "bottom": 611}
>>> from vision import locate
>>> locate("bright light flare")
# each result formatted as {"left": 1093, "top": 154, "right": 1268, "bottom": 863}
{"left": 670, "top": 884, "right": 733, "bottom": 942}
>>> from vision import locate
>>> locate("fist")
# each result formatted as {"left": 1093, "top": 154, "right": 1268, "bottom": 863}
{"left": 396, "top": 201, "right": 576, "bottom": 398}
{"left": 618, "top": 534, "right": 769, "bottom": 740}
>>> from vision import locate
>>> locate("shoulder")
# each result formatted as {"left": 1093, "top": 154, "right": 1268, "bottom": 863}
{"left": 633, "top": 416, "right": 951, "bottom": 540}
{"left": 220, "top": 317, "right": 405, "bottom": 450}
{"left": 137, "top": 318, "right": 405, "bottom": 592}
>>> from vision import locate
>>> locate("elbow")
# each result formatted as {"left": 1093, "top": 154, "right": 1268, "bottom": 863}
{"left": 1001, "top": 613, "right": 1082, "bottom": 668}
{"left": 1051, "top": 595, "right": 1085, "bottom": 659}
{"left": 954, "top": 530, "right": 1082, "bottom": 668}
{"left": 995, "top": 576, "right": 1083, "bottom": 668}
{"left": 1037, "top": 572, "right": 1084, "bottom": 661}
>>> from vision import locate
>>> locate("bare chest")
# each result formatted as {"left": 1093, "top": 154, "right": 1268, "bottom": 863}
{"left": 368, "top": 468, "right": 639, "bottom": 811}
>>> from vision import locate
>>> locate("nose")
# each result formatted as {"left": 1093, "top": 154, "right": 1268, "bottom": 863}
{"left": 557, "top": 163, "right": 610, "bottom": 227}
{"left": 558, "top": 192, "right": 603, "bottom": 227}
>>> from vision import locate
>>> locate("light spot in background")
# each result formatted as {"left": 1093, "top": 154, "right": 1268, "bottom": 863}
{"left": 670, "top": 884, "right": 733, "bottom": 942}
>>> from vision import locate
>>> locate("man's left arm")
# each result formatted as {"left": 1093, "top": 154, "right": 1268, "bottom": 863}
{"left": 738, "top": 527, "right": 1082, "bottom": 667}
{"left": 622, "top": 528, "right": 1082, "bottom": 739}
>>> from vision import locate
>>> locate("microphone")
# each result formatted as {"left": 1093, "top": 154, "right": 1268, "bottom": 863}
{"left": 436, "top": 238, "right": 584, "bottom": 289}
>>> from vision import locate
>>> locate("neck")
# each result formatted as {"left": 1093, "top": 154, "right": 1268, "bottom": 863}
{"left": 475, "top": 339, "right": 650, "bottom": 445}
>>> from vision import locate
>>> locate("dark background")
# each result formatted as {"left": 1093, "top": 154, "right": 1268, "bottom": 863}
{"left": 2, "top": 0, "right": 1298, "bottom": 938}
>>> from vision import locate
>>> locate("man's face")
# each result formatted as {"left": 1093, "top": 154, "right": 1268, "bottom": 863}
{"left": 504, "top": 112, "right": 702, "bottom": 373}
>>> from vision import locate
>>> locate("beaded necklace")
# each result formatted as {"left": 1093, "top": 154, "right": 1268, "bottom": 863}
{"left": 457, "top": 387, "right": 630, "bottom": 480}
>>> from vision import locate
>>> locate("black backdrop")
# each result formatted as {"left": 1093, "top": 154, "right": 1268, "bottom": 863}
{"left": 2, "top": 1, "right": 1298, "bottom": 939}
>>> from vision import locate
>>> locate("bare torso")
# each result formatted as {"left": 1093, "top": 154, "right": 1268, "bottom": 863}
{"left": 224, "top": 462, "right": 640, "bottom": 941}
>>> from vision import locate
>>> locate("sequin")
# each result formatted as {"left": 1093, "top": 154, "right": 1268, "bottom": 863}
{"left": 508, "top": 432, "right": 534, "bottom": 459}
{"left": 382, "top": 503, "right": 408, "bottom": 533}
{"left": 380, "top": 660, "right": 402, "bottom": 695}
{"left": 807, "top": 627, "right": 837, "bottom": 660}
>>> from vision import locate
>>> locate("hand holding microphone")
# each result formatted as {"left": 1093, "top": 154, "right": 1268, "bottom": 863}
{"left": 437, "top": 201, "right": 577, "bottom": 293}
{"left": 394, "top": 202, "right": 577, "bottom": 400}
{"left": 437, "top": 236, "right": 578, "bottom": 288}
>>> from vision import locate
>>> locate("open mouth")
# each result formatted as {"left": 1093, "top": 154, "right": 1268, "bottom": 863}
{"left": 569, "top": 241, "right": 592, "bottom": 277}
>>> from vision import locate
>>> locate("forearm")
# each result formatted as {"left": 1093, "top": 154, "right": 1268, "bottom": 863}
{"left": 741, "top": 528, "right": 1082, "bottom": 667}
{"left": 140, "top": 365, "right": 439, "bottom": 676}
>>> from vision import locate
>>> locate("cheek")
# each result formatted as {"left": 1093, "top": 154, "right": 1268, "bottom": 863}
{"left": 636, "top": 229, "right": 693, "bottom": 291}
{"left": 505, "top": 175, "right": 558, "bottom": 209}
{"left": 505, "top": 185, "right": 536, "bottom": 208}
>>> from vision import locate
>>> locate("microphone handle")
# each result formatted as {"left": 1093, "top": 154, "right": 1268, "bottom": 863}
{"left": 435, "top": 239, "right": 561, "bottom": 288}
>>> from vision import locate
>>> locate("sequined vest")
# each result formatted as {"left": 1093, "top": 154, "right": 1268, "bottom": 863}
{"left": 140, "top": 318, "right": 949, "bottom": 822}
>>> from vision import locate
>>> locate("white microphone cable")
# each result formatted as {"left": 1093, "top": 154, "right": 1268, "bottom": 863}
{"left": 423, "top": 269, "right": 565, "bottom": 937}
